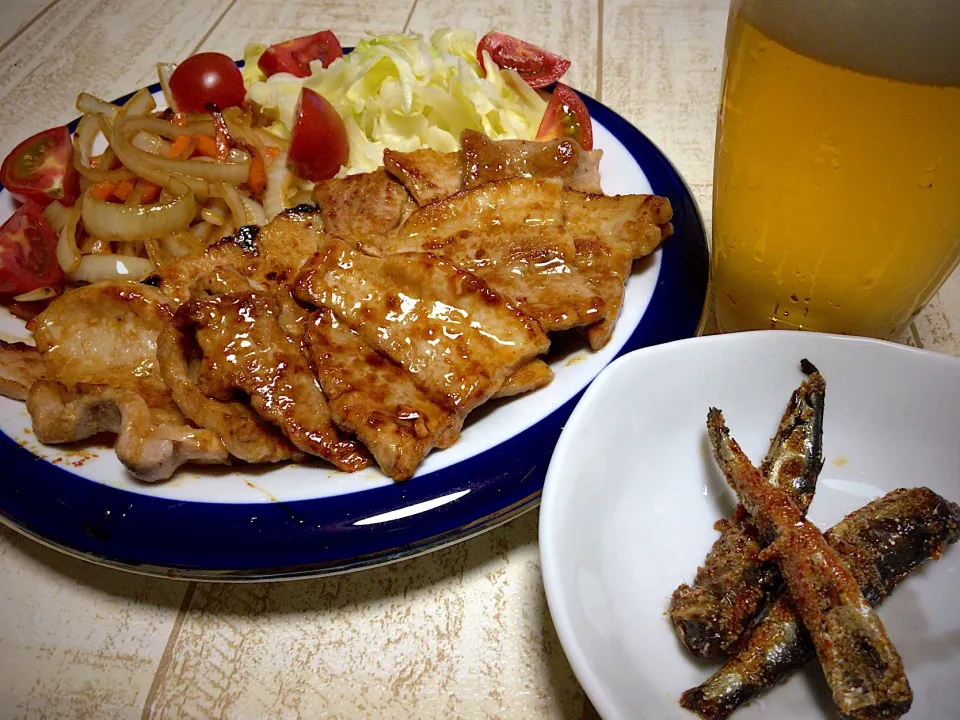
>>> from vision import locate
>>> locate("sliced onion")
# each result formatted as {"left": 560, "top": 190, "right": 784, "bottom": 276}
{"left": 113, "top": 116, "right": 250, "bottom": 185}
{"left": 189, "top": 221, "right": 215, "bottom": 246}
{"left": 13, "top": 286, "right": 61, "bottom": 303}
{"left": 131, "top": 130, "right": 171, "bottom": 156}
{"left": 69, "top": 254, "right": 156, "bottom": 284}
{"left": 42, "top": 201, "right": 71, "bottom": 233}
{"left": 109, "top": 116, "right": 208, "bottom": 198}
{"left": 121, "top": 87, "right": 157, "bottom": 118}
{"left": 201, "top": 204, "right": 228, "bottom": 226}
{"left": 216, "top": 183, "right": 247, "bottom": 228}
{"left": 161, "top": 230, "right": 202, "bottom": 258}
{"left": 81, "top": 178, "right": 196, "bottom": 241}
{"left": 57, "top": 203, "right": 83, "bottom": 273}
{"left": 144, "top": 238, "right": 165, "bottom": 265}
{"left": 72, "top": 115, "right": 135, "bottom": 183}
{"left": 263, "top": 148, "right": 292, "bottom": 220}
{"left": 157, "top": 62, "right": 180, "bottom": 113}
{"left": 241, "top": 196, "right": 267, "bottom": 226}
{"left": 289, "top": 188, "right": 314, "bottom": 207}
{"left": 76, "top": 93, "right": 120, "bottom": 121}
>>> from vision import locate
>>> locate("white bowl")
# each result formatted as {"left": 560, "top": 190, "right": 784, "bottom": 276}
{"left": 540, "top": 330, "right": 960, "bottom": 720}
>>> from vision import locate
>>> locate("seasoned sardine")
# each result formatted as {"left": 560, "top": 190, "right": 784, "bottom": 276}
{"left": 681, "top": 486, "right": 960, "bottom": 720}
{"left": 670, "top": 362, "right": 825, "bottom": 657}
{"left": 707, "top": 409, "right": 913, "bottom": 720}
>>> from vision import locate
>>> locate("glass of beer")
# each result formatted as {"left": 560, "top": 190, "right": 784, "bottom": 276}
{"left": 711, "top": 0, "right": 960, "bottom": 338}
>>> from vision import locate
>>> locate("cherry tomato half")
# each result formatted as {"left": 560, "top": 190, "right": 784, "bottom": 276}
{"left": 287, "top": 87, "right": 349, "bottom": 183}
{"left": 0, "top": 201, "right": 62, "bottom": 295}
{"left": 169, "top": 53, "right": 246, "bottom": 114}
{"left": 476, "top": 32, "right": 571, "bottom": 89}
{"left": 259, "top": 30, "right": 344, "bottom": 78}
{"left": 536, "top": 83, "right": 593, "bottom": 151}
{"left": 0, "top": 127, "right": 80, "bottom": 208}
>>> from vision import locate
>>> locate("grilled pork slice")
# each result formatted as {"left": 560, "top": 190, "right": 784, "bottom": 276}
{"left": 28, "top": 282, "right": 228, "bottom": 480}
{"left": 146, "top": 207, "right": 325, "bottom": 306}
{"left": 294, "top": 237, "right": 550, "bottom": 417}
{"left": 372, "top": 176, "right": 606, "bottom": 332}
{"left": 0, "top": 340, "right": 45, "bottom": 401}
{"left": 460, "top": 128, "right": 603, "bottom": 194}
{"left": 384, "top": 131, "right": 603, "bottom": 206}
{"left": 494, "top": 359, "right": 554, "bottom": 398}
{"left": 564, "top": 190, "right": 674, "bottom": 349}
{"left": 304, "top": 310, "right": 460, "bottom": 480}
{"left": 311, "top": 168, "right": 413, "bottom": 243}
{"left": 383, "top": 148, "right": 461, "bottom": 206}
{"left": 175, "top": 291, "right": 368, "bottom": 472}
{"left": 27, "top": 380, "right": 227, "bottom": 482}
{"left": 156, "top": 323, "right": 304, "bottom": 465}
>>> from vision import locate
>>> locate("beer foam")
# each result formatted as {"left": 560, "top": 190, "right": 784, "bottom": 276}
{"left": 738, "top": 0, "right": 960, "bottom": 86}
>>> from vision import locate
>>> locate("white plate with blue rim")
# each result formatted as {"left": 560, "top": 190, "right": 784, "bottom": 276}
{"left": 0, "top": 68, "right": 708, "bottom": 580}
{"left": 540, "top": 330, "right": 960, "bottom": 719}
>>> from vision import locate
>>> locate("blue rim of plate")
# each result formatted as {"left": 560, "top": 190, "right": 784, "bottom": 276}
{"left": 0, "top": 63, "right": 709, "bottom": 580}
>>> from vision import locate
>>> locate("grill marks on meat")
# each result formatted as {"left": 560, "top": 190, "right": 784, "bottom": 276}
{"left": 383, "top": 148, "right": 461, "bottom": 206}
{"left": 294, "top": 237, "right": 550, "bottom": 417}
{"left": 681, "top": 487, "right": 960, "bottom": 720}
{"left": 175, "top": 291, "right": 368, "bottom": 472}
{"left": 708, "top": 409, "right": 913, "bottom": 720}
{"left": 0, "top": 340, "right": 45, "bottom": 401}
{"left": 147, "top": 207, "right": 325, "bottom": 307}
{"left": 304, "top": 310, "right": 460, "bottom": 480}
{"left": 312, "top": 168, "right": 412, "bottom": 242}
{"left": 564, "top": 191, "right": 674, "bottom": 349}
{"left": 374, "top": 177, "right": 606, "bottom": 332}
{"left": 26, "top": 282, "right": 228, "bottom": 480}
{"left": 460, "top": 128, "right": 603, "bottom": 194}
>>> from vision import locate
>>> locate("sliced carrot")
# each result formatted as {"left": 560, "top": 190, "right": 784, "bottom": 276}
{"left": 89, "top": 181, "right": 118, "bottom": 202}
{"left": 167, "top": 134, "right": 194, "bottom": 158}
{"left": 172, "top": 112, "right": 189, "bottom": 128}
{"left": 248, "top": 149, "right": 267, "bottom": 195}
{"left": 263, "top": 146, "right": 281, "bottom": 160}
{"left": 112, "top": 177, "right": 138, "bottom": 202}
{"left": 193, "top": 134, "right": 220, "bottom": 158}
{"left": 138, "top": 182, "right": 162, "bottom": 204}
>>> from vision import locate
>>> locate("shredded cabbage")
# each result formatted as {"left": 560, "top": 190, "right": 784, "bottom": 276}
{"left": 244, "top": 29, "right": 547, "bottom": 176}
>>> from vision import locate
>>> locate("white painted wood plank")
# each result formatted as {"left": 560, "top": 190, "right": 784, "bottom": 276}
{"left": 197, "top": 0, "right": 415, "bottom": 57}
{"left": 0, "top": 0, "right": 54, "bottom": 48}
{"left": 0, "top": 0, "right": 233, "bottom": 159}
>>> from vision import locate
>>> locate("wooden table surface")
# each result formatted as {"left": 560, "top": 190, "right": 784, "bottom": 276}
{"left": 0, "top": 1, "right": 957, "bottom": 718}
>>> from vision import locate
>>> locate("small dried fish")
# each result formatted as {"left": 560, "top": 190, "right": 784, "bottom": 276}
{"left": 681, "top": 486, "right": 960, "bottom": 720}
{"left": 670, "top": 361, "right": 825, "bottom": 657}
{"left": 707, "top": 410, "right": 913, "bottom": 720}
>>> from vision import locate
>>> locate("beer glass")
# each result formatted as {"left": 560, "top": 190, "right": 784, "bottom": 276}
{"left": 711, "top": 0, "right": 960, "bottom": 338}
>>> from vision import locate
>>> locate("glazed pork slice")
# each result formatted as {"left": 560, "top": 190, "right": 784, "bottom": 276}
{"left": 156, "top": 322, "right": 304, "bottom": 465}
{"left": 311, "top": 168, "right": 413, "bottom": 243}
{"left": 304, "top": 310, "right": 460, "bottom": 481}
{"left": 0, "top": 340, "right": 45, "bottom": 401}
{"left": 494, "top": 359, "right": 554, "bottom": 398}
{"left": 383, "top": 148, "right": 461, "bottom": 206}
{"left": 294, "top": 237, "right": 550, "bottom": 417}
{"left": 383, "top": 131, "right": 603, "bottom": 206}
{"left": 563, "top": 190, "right": 674, "bottom": 349}
{"left": 28, "top": 282, "right": 227, "bottom": 480}
{"left": 370, "top": 176, "right": 606, "bottom": 332}
{"left": 27, "top": 380, "right": 228, "bottom": 482}
{"left": 460, "top": 128, "right": 603, "bottom": 194}
{"left": 146, "top": 206, "right": 325, "bottom": 306}
{"left": 175, "top": 290, "right": 369, "bottom": 472}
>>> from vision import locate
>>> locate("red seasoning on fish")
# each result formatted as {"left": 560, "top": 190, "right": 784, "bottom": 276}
{"left": 707, "top": 408, "right": 913, "bottom": 720}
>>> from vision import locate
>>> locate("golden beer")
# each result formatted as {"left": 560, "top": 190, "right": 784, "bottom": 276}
{"left": 712, "top": 1, "right": 960, "bottom": 338}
